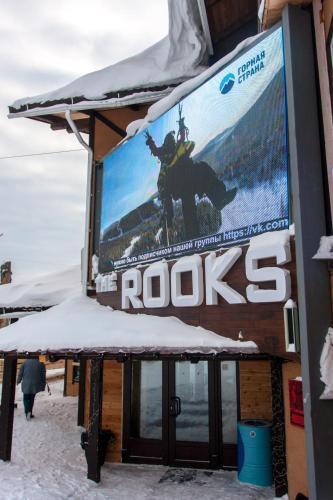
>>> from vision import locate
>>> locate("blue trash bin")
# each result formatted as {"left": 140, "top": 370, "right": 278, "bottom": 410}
{"left": 237, "top": 419, "right": 272, "bottom": 487}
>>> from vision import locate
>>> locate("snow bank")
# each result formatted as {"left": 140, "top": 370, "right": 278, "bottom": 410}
{"left": 0, "top": 292, "right": 258, "bottom": 355}
{"left": 0, "top": 265, "right": 80, "bottom": 308}
{"left": 320, "top": 328, "right": 333, "bottom": 399}
{"left": 249, "top": 229, "right": 290, "bottom": 250}
{"left": 313, "top": 235, "right": 333, "bottom": 260}
{"left": 10, "top": 0, "right": 207, "bottom": 111}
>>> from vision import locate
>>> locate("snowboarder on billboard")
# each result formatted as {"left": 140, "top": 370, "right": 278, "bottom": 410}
{"left": 145, "top": 104, "right": 237, "bottom": 241}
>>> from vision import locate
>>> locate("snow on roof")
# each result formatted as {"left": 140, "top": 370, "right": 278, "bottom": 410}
{"left": 0, "top": 292, "right": 258, "bottom": 355}
{"left": 9, "top": 0, "right": 208, "bottom": 115}
{"left": 0, "top": 265, "right": 81, "bottom": 309}
{"left": 126, "top": 31, "right": 262, "bottom": 138}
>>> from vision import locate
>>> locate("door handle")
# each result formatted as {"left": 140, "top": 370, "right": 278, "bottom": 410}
{"left": 170, "top": 397, "right": 182, "bottom": 417}
{"left": 169, "top": 397, "right": 177, "bottom": 416}
{"left": 174, "top": 396, "right": 181, "bottom": 416}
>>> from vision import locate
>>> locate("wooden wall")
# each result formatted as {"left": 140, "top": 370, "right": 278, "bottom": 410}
{"left": 93, "top": 106, "right": 150, "bottom": 161}
{"left": 98, "top": 242, "right": 298, "bottom": 359}
{"left": 205, "top": 0, "right": 257, "bottom": 43}
{"left": 239, "top": 360, "right": 273, "bottom": 420}
{"left": 64, "top": 360, "right": 79, "bottom": 397}
{"left": 84, "top": 360, "right": 123, "bottom": 463}
{"left": 102, "top": 361, "right": 123, "bottom": 462}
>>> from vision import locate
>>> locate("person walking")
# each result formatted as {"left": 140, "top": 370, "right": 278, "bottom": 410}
{"left": 17, "top": 358, "right": 46, "bottom": 420}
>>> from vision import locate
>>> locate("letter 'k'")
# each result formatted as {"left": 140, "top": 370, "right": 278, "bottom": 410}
{"left": 205, "top": 249, "right": 246, "bottom": 305}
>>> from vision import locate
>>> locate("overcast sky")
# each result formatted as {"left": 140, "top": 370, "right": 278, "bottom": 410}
{"left": 0, "top": 0, "right": 168, "bottom": 282}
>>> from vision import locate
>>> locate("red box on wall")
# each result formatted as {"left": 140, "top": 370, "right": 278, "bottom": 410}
{"left": 288, "top": 379, "right": 304, "bottom": 428}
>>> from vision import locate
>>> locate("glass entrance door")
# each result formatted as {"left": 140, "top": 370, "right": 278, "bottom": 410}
{"left": 123, "top": 359, "right": 239, "bottom": 468}
{"left": 168, "top": 360, "right": 210, "bottom": 466}
{"left": 125, "top": 360, "right": 163, "bottom": 462}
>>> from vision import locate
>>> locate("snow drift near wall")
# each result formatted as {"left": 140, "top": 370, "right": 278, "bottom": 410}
{"left": 0, "top": 292, "right": 258, "bottom": 354}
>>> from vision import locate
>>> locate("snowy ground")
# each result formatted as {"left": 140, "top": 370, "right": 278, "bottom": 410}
{"left": 0, "top": 380, "right": 278, "bottom": 499}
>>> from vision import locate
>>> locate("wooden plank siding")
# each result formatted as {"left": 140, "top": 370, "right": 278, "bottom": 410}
{"left": 205, "top": 0, "right": 258, "bottom": 43}
{"left": 261, "top": 0, "right": 312, "bottom": 29}
{"left": 84, "top": 360, "right": 123, "bottom": 463}
{"left": 102, "top": 361, "right": 123, "bottom": 462}
{"left": 93, "top": 106, "right": 150, "bottom": 162}
{"left": 64, "top": 360, "right": 79, "bottom": 397}
{"left": 239, "top": 360, "right": 273, "bottom": 420}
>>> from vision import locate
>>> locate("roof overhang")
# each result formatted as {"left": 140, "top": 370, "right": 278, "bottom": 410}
{"left": 0, "top": 311, "right": 38, "bottom": 320}
{"left": 8, "top": 88, "right": 174, "bottom": 133}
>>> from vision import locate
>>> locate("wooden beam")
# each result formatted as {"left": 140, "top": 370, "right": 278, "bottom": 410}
{"left": 0, "top": 355, "right": 17, "bottom": 461}
{"left": 86, "top": 358, "right": 103, "bottom": 482}
{"left": 93, "top": 111, "right": 126, "bottom": 138}
{"left": 270, "top": 359, "right": 288, "bottom": 497}
{"left": 77, "top": 359, "right": 87, "bottom": 427}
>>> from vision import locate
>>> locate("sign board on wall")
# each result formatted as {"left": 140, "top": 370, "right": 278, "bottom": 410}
{"left": 99, "top": 27, "right": 289, "bottom": 273}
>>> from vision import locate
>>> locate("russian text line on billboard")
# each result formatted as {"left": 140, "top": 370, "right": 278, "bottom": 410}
{"left": 99, "top": 27, "right": 289, "bottom": 272}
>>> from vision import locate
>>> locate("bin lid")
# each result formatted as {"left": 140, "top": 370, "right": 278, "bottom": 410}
{"left": 239, "top": 419, "right": 272, "bottom": 427}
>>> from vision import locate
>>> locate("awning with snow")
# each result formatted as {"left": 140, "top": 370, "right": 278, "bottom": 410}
{"left": 8, "top": 0, "right": 208, "bottom": 120}
{"left": 0, "top": 292, "right": 258, "bottom": 356}
{"left": 0, "top": 265, "right": 81, "bottom": 310}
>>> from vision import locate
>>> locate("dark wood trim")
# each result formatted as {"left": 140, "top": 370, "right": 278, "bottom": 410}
{"left": 92, "top": 111, "right": 126, "bottom": 138}
{"left": 63, "top": 359, "right": 68, "bottom": 397}
{"left": 271, "top": 358, "right": 288, "bottom": 497}
{"left": 122, "top": 360, "right": 132, "bottom": 462}
{"left": 87, "top": 113, "right": 96, "bottom": 288}
{"left": 85, "top": 358, "right": 103, "bottom": 482}
{"left": 326, "top": 17, "right": 333, "bottom": 117}
{"left": 77, "top": 359, "right": 87, "bottom": 426}
{"left": 0, "top": 355, "right": 17, "bottom": 461}
{"left": 0, "top": 351, "right": 272, "bottom": 362}
{"left": 208, "top": 359, "right": 220, "bottom": 468}
{"left": 162, "top": 360, "right": 170, "bottom": 465}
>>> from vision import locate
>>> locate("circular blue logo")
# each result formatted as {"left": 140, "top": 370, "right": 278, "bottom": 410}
{"left": 220, "top": 73, "right": 235, "bottom": 94}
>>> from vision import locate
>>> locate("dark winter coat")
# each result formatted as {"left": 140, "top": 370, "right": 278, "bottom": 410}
{"left": 17, "top": 359, "right": 46, "bottom": 395}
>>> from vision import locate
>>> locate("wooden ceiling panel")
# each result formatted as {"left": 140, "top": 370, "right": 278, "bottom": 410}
{"left": 205, "top": 0, "right": 258, "bottom": 43}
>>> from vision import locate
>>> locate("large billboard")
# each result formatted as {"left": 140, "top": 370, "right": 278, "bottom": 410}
{"left": 99, "top": 27, "right": 289, "bottom": 272}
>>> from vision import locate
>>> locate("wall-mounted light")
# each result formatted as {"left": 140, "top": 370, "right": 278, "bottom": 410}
{"left": 284, "top": 299, "right": 300, "bottom": 353}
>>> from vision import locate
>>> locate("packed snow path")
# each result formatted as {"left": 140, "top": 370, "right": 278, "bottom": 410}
{"left": 0, "top": 380, "right": 277, "bottom": 499}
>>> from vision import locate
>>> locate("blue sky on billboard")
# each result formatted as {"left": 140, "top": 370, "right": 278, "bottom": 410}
{"left": 101, "top": 27, "right": 284, "bottom": 232}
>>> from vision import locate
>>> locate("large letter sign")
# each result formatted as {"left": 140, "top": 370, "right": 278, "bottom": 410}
{"left": 245, "top": 241, "right": 291, "bottom": 302}
{"left": 122, "top": 269, "right": 143, "bottom": 309}
{"left": 171, "top": 255, "right": 204, "bottom": 307}
{"left": 100, "top": 234, "right": 294, "bottom": 308}
{"left": 205, "top": 249, "right": 246, "bottom": 304}
{"left": 143, "top": 261, "right": 170, "bottom": 308}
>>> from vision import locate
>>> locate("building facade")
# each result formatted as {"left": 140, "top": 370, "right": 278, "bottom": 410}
{"left": 2, "top": 2, "right": 333, "bottom": 499}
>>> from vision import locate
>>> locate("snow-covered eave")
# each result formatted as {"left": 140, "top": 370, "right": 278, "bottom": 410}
{"left": 0, "top": 292, "right": 259, "bottom": 356}
{"left": 7, "top": 88, "right": 174, "bottom": 120}
{"left": 0, "top": 347, "right": 261, "bottom": 358}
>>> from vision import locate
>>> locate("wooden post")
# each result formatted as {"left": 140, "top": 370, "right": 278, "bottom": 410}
{"left": 0, "top": 355, "right": 17, "bottom": 461}
{"left": 271, "top": 358, "right": 288, "bottom": 497}
{"left": 77, "top": 358, "right": 87, "bottom": 427}
{"left": 86, "top": 357, "right": 103, "bottom": 482}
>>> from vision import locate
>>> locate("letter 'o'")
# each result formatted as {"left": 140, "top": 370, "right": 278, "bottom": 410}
{"left": 171, "top": 254, "right": 204, "bottom": 307}
{"left": 143, "top": 261, "right": 170, "bottom": 308}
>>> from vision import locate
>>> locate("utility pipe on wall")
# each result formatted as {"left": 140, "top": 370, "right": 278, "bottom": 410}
{"left": 65, "top": 110, "right": 93, "bottom": 294}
